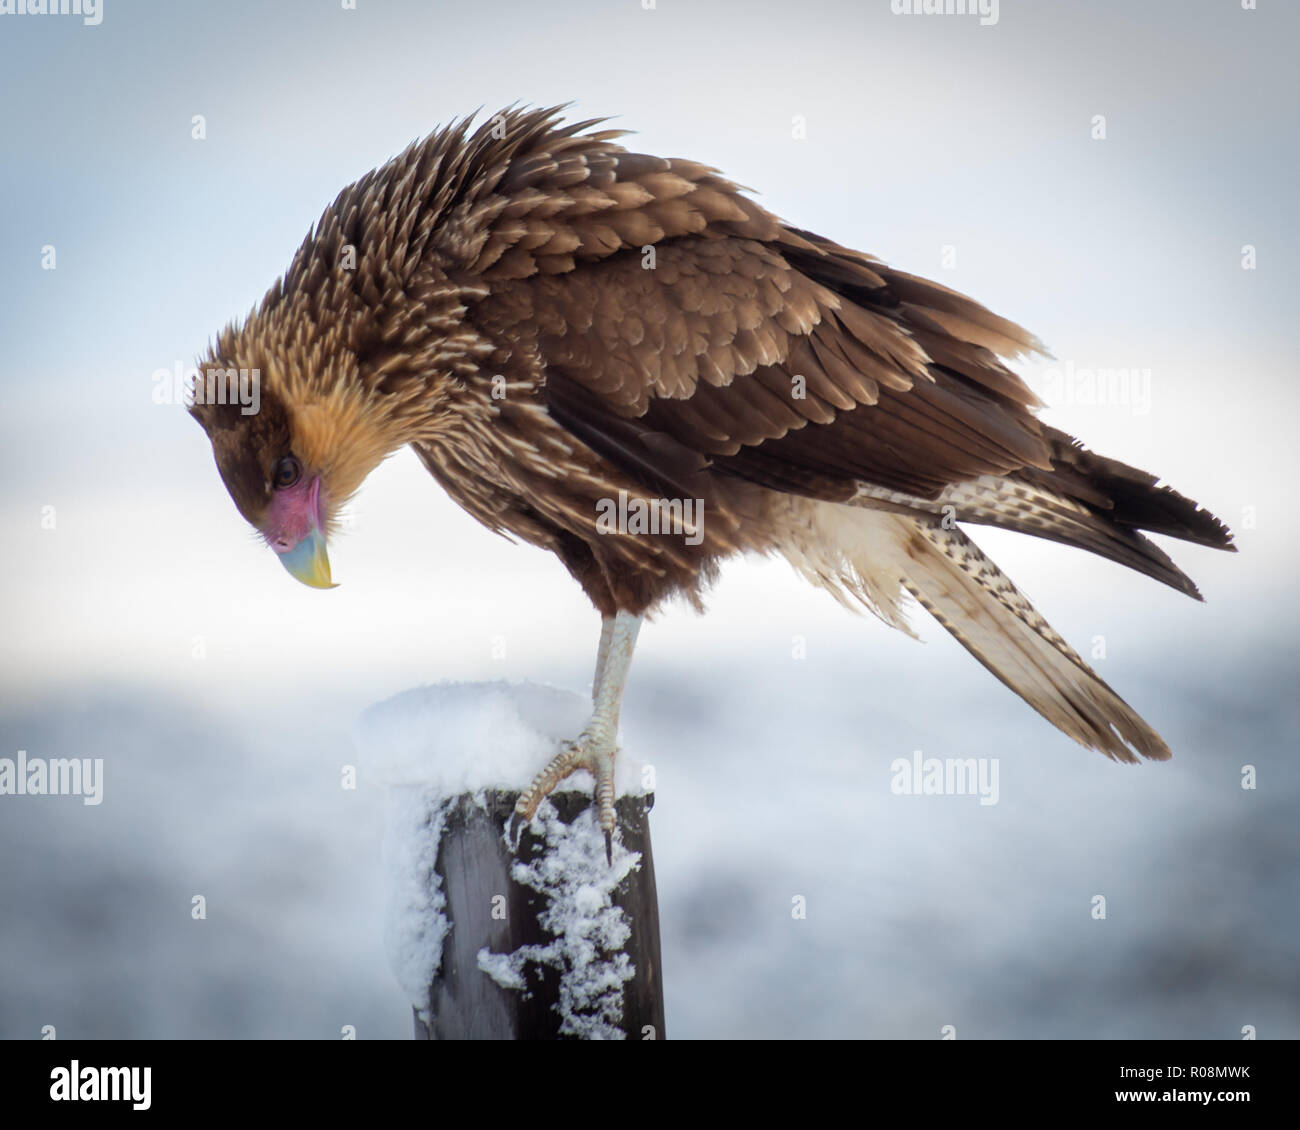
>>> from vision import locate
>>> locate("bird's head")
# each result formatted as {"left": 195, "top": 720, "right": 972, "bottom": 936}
{"left": 189, "top": 317, "right": 435, "bottom": 590}
{"left": 190, "top": 107, "right": 552, "bottom": 585}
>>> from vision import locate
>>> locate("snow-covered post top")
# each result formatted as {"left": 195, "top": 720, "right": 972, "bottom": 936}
{"left": 352, "top": 681, "right": 664, "bottom": 1040}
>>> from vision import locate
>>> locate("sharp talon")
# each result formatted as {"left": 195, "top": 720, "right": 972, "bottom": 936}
{"left": 508, "top": 810, "right": 523, "bottom": 848}
{"left": 515, "top": 728, "right": 622, "bottom": 864}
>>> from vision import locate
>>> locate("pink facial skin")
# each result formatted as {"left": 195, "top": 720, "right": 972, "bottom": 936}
{"left": 262, "top": 475, "right": 325, "bottom": 554}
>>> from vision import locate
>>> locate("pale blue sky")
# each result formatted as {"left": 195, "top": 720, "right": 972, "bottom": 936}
{"left": 2, "top": 0, "right": 1294, "bottom": 696}
{"left": 1, "top": 0, "right": 1296, "bottom": 1039}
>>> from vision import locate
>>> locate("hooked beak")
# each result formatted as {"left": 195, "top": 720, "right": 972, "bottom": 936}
{"left": 276, "top": 523, "right": 336, "bottom": 589}
{"left": 266, "top": 475, "right": 338, "bottom": 589}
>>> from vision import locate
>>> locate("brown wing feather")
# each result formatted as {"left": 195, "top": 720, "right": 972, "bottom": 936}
{"left": 457, "top": 109, "right": 1230, "bottom": 585}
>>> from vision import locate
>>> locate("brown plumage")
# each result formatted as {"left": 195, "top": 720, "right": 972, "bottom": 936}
{"left": 191, "top": 105, "right": 1234, "bottom": 791}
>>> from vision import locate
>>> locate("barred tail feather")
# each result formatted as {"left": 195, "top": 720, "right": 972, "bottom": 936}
{"left": 773, "top": 500, "right": 1171, "bottom": 762}
{"left": 894, "top": 520, "right": 1170, "bottom": 762}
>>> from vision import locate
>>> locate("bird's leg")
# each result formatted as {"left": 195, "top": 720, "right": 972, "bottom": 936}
{"left": 590, "top": 614, "right": 617, "bottom": 704}
{"left": 511, "top": 611, "right": 642, "bottom": 863}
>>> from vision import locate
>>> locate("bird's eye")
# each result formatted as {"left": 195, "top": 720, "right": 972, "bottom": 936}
{"left": 273, "top": 455, "right": 302, "bottom": 490}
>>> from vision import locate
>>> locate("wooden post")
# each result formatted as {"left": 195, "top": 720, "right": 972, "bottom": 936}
{"left": 412, "top": 789, "right": 665, "bottom": 1041}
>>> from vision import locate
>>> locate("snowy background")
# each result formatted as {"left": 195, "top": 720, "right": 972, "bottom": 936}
{"left": 2, "top": 0, "right": 1297, "bottom": 1038}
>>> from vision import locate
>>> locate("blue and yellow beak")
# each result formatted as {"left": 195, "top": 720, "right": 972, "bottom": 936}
{"left": 263, "top": 474, "right": 338, "bottom": 589}
{"left": 276, "top": 523, "right": 336, "bottom": 589}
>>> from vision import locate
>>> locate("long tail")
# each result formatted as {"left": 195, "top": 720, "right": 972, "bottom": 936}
{"left": 774, "top": 502, "right": 1172, "bottom": 762}
{"left": 851, "top": 427, "right": 1235, "bottom": 601}
{"left": 896, "top": 520, "right": 1169, "bottom": 761}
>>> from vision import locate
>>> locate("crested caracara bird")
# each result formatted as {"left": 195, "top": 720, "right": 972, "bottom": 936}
{"left": 191, "top": 106, "right": 1234, "bottom": 859}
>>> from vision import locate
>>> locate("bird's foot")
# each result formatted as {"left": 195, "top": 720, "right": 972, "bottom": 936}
{"left": 510, "top": 730, "right": 618, "bottom": 864}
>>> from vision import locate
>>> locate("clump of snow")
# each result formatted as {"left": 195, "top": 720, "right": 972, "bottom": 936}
{"left": 377, "top": 785, "right": 451, "bottom": 1016}
{"left": 352, "top": 680, "right": 645, "bottom": 795}
{"left": 351, "top": 680, "right": 646, "bottom": 1020}
{"left": 354, "top": 680, "right": 587, "bottom": 793}
{"left": 475, "top": 948, "right": 526, "bottom": 991}
{"left": 478, "top": 802, "right": 639, "bottom": 1040}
